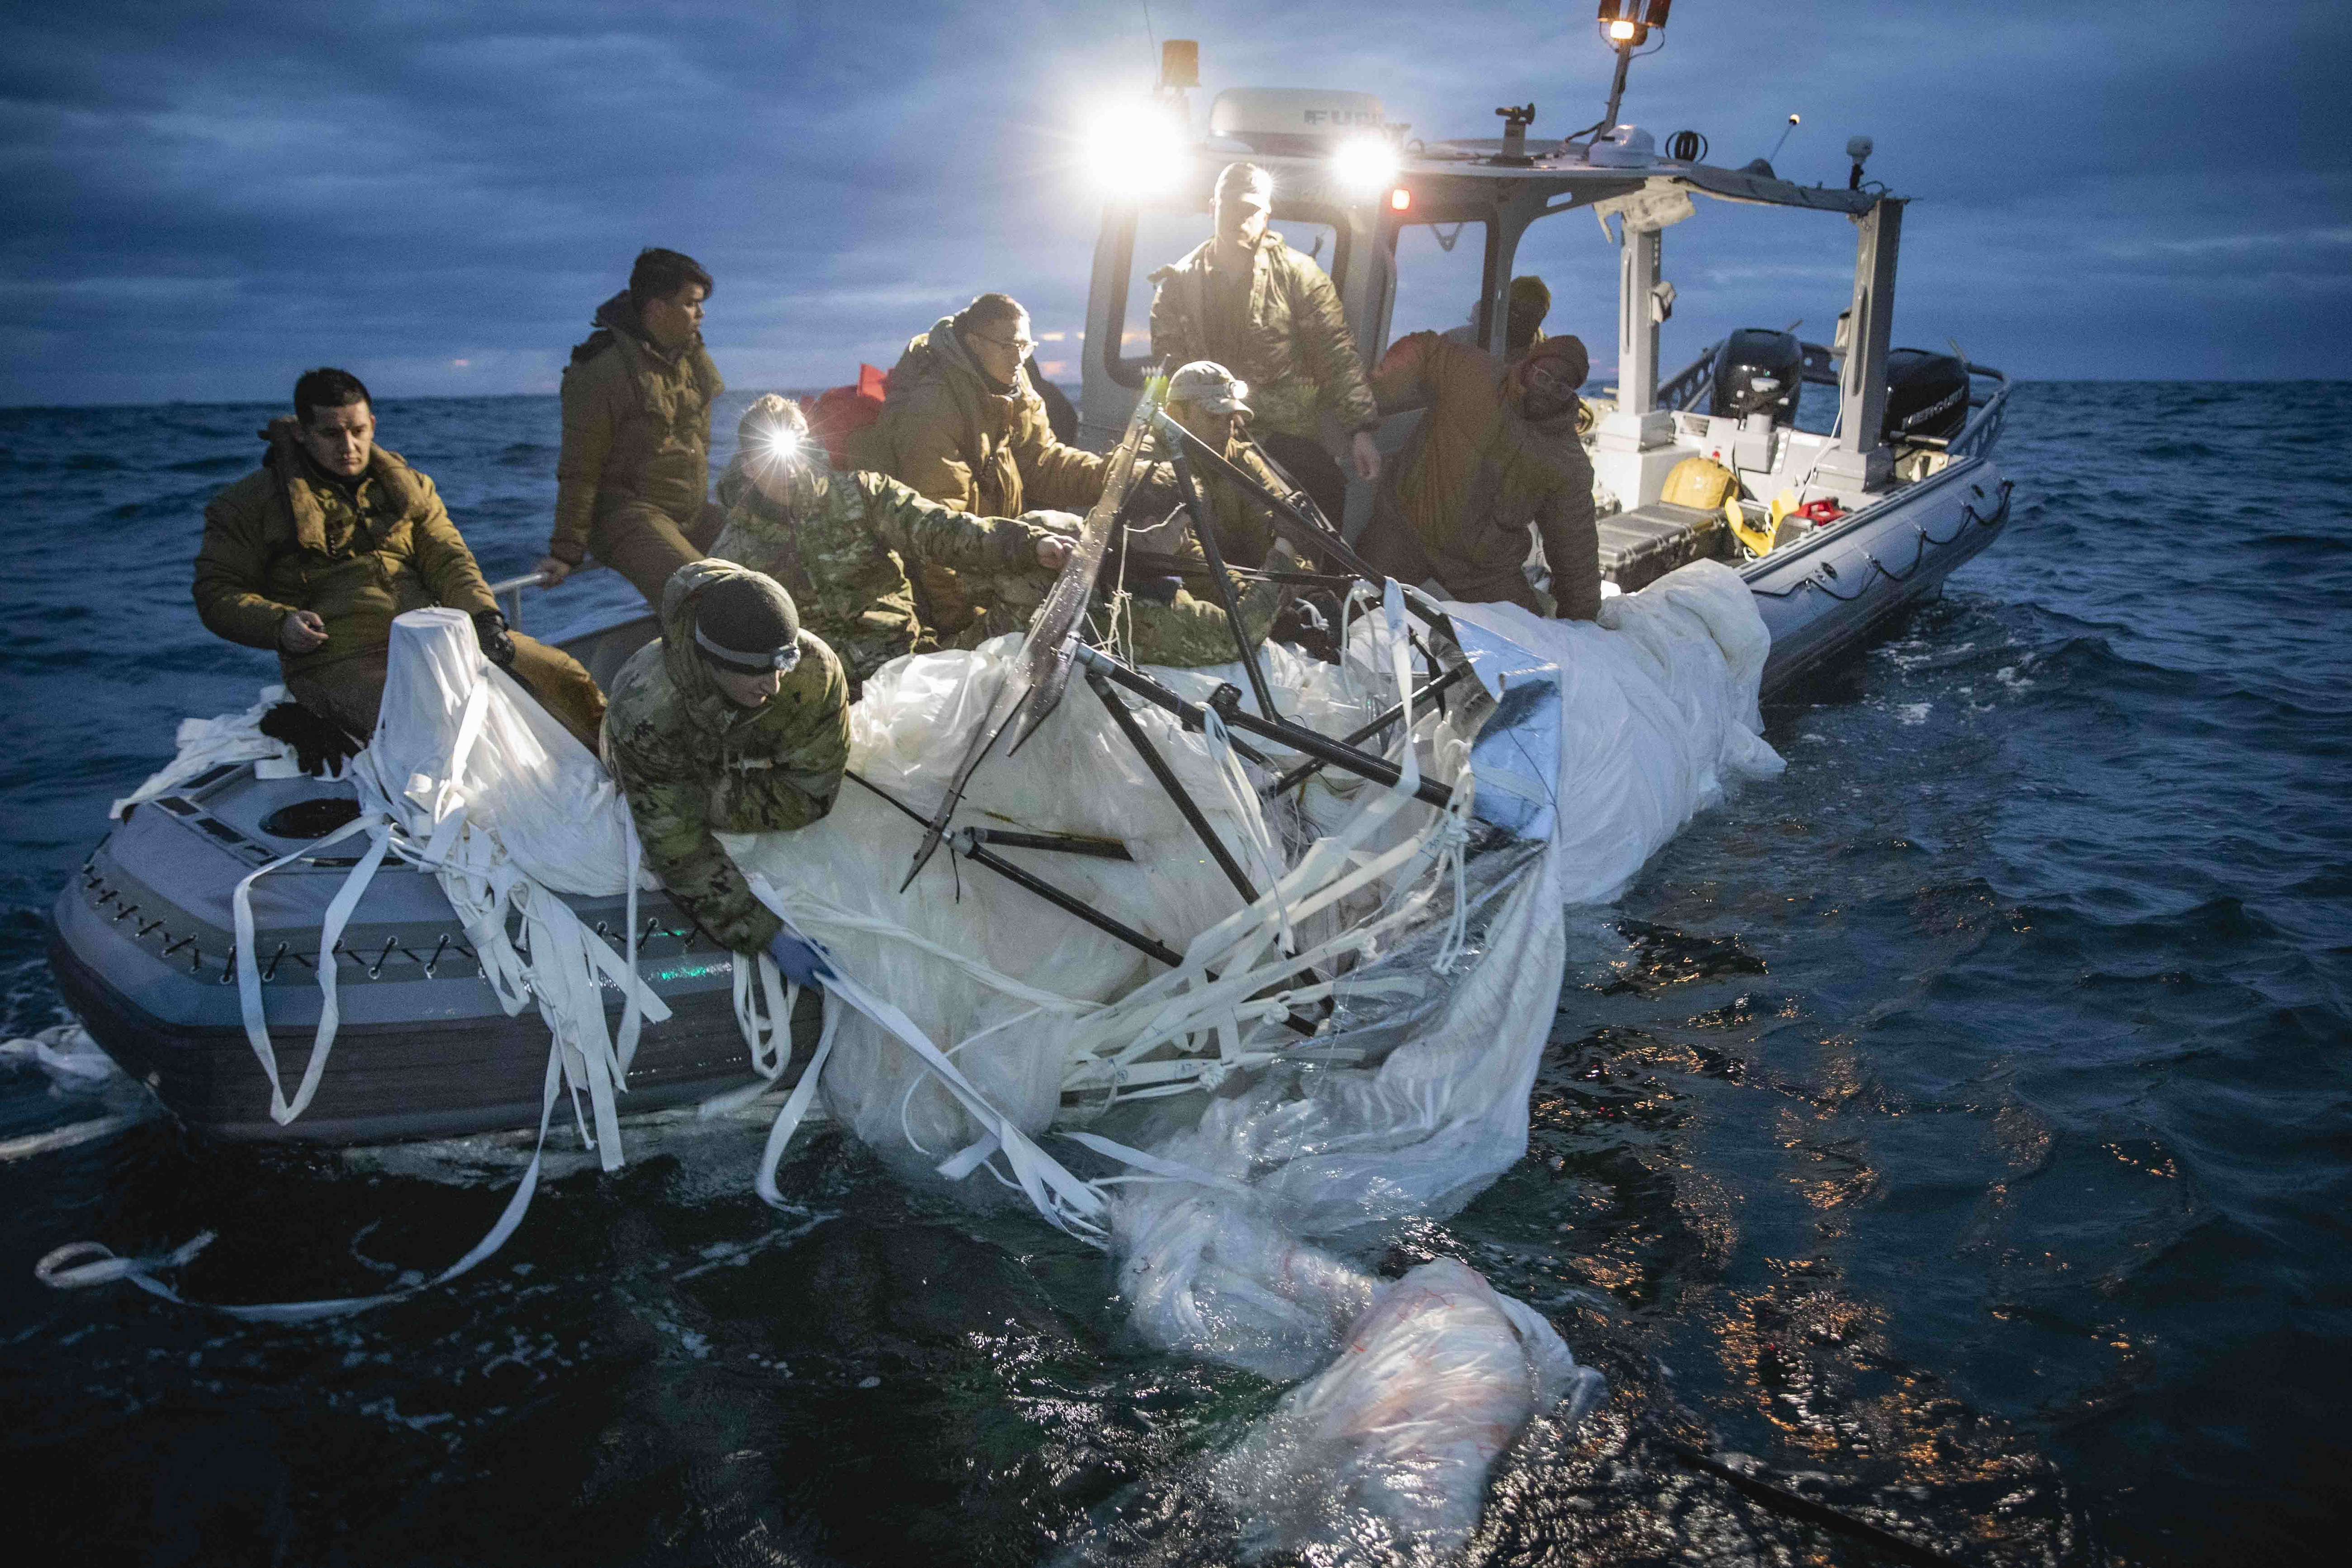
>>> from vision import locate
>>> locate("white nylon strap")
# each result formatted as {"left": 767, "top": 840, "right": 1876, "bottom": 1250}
{"left": 37, "top": 1037, "right": 568, "bottom": 1322}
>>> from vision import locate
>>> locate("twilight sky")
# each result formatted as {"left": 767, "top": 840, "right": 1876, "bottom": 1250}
{"left": 3, "top": 0, "right": 2343, "bottom": 407}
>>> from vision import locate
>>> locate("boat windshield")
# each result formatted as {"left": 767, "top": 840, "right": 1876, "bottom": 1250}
{"left": 1385, "top": 218, "right": 1491, "bottom": 348}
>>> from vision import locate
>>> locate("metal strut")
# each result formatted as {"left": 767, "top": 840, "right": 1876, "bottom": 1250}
{"left": 1075, "top": 645, "right": 1456, "bottom": 812}
{"left": 1263, "top": 661, "right": 1475, "bottom": 800}
{"left": 847, "top": 770, "right": 1316, "bottom": 1036}
{"left": 1146, "top": 411, "right": 1460, "bottom": 646}
{"left": 1156, "top": 411, "right": 1281, "bottom": 726}
{"left": 1085, "top": 670, "right": 1262, "bottom": 908}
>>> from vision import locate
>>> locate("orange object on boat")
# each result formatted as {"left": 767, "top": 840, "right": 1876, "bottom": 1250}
{"left": 799, "top": 363, "right": 890, "bottom": 469}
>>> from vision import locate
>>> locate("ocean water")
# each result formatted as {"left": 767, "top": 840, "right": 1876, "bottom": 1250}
{"left": 1, "top": 383, "right": 2346, "bottom": 1566}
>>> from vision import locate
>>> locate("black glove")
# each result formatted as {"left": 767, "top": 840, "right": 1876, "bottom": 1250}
{"left": 1132, "top": 574, "right": 1183, "bottom": 606}
{"left": 258, "top": 701, "right": 365, "bottom": 776}
{"left": 472, "top": 609, "right": 517, "bottom": 668}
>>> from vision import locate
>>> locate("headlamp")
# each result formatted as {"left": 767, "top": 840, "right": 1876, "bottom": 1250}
{"left": 693, "top": 627, "right": 803, "bottom": 675}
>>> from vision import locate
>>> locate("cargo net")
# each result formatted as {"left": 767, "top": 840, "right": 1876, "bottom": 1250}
{"left": 57, "top": 566, "right": 1783, "bottom": 1555}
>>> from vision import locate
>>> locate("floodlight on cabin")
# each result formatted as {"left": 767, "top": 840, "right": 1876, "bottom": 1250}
{"left": 1585, "top": 1, "right": 1670, "bottom": 147}
{"left": 1086, "top": 99, "right": 1189, "bottom": 199}
{"left": 1597, "top": 0, "right": 1669, "bottom": 45}
{"left": 1330, "top": 133, "right": 1399, "bottom": 195}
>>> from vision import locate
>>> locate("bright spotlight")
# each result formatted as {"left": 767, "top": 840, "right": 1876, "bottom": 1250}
{"left": 1331, "top": 133, "right": 1398, "bottom": 195}
{"left": 761, "top": 425, "right": 802, "bottom": 463}
{"left": 1608, "top": 19, "right": 1637, "bottom": 40}
{"left": 1086, "top": 101, "right": 1188, "bottom": 199}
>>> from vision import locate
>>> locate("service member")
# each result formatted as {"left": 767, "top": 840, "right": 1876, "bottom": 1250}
{"left": 194, "top": 367, "right": 607, "bottom": 748}
{"left": 1148, "top": 162, "right": 1381, "bottom": 531}
{"left": 1149, "top": 359, "right": 1292, "bottom": 569}
{"left": 536, "top": 248, "right": 726, "bottom": 605}
{"left": 1443, "top": 275, "right": 1553, "bottom": 361}
{"left": 601, "top": 560, "right": 849, "bottom": 979}
{"left": 714, "top": 397, "right": 1072, "bottom": 697}
{"left": 1353, "top": 332, "right": 1602, "bottom": 620}
{"left": 873, "top": 291, "right": 1158, "bottom": 635}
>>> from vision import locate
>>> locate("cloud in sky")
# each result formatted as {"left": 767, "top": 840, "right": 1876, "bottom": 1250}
{"left": 0, "top": 0, "right": 2343, "bottom": 406}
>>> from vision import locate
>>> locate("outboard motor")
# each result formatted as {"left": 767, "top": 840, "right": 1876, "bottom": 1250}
{"left": 1881, "top": 348, "right": 1970, "bottom": 445}
{"left": 1707, "top": 329, "right": 1804, "bottom": 425}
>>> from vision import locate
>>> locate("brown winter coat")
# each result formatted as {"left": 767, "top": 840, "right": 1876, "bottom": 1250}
{"left": 1365, "top": 332, "right": 1600, "bottom": 620}
{"left": 873, "top": 317, "right": 1126, "bottom": 631}
{"left": 547, "top": 293, "right": 725, "bottom": 566}
{"left": 193, "top": 424, "right": 500, "bottom": 678}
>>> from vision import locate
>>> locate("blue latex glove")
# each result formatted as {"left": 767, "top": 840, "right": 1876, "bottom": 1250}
{"left": 764, "top": 927, "right": 833, "bottom": 988}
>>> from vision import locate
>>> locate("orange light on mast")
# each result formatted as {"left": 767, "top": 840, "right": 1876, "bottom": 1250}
{"left": 1389, "top": 187, "right": 1411, "bottom": 212}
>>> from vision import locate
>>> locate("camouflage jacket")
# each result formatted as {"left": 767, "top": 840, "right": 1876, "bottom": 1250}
{"left": 193, "top": 424, "right": 498, "bottom": 677}
{"left": 1369, "top": 330, "right": 1599, "bottom": 621}
{"left": 1149, "top": 237, "right": 1379, "bottom": 441}
{"left": 601, "top": 560, "right": 850, "bottom": 953}
{"left": 1112, "top": 571, "right": 1285, "bottom": 669}
{"left": 549, "top": 293, "right": 725, "bottom": 564}
{"left": 710, "top": 462, "right": 1055, "bottom": 696}
{"left": 1143, "top": 421, "right": 1293, "bottom": 569}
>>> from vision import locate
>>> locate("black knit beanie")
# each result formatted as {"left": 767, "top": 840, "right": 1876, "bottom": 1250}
{"left": 693, "top": 573, "right": 801, "bottom": 673}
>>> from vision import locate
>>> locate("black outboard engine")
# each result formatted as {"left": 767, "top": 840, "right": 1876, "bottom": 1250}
{"left": 1708, "top": 329, "right": 1804, "bottom": 425}
{"left": 1881, "top": 348, "right": 1970, "bottom": 445}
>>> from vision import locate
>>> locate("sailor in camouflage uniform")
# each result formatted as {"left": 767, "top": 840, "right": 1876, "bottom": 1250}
{"left": 711, "top": 396, "right": 1073, "bottom": 696}
{"left": 601, "top": 559, "right": 849, "bottom": 971}
{"left": 721, "top": 396, "right": 1280, "bottom": 681}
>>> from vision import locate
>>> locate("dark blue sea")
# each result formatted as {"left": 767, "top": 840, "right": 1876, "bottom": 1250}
{"left": 1, "top": 384, "right": 2346, "bottom": 1566}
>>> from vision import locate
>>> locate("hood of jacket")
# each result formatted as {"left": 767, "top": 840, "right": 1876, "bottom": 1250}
{"left": 258, "top": 416, "right": 425, "bottom": 551}
{"left": 898, "top": 315, "right": 1024, "bottom": 405}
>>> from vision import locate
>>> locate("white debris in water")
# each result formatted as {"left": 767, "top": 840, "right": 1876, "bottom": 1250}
{"left": 1898, "top": 703, "right": 1932, "bottom": 725}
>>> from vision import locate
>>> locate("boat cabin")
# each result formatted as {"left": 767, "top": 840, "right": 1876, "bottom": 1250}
{"left": 1077, "top": 71, "right": 2006, "bottom": 586}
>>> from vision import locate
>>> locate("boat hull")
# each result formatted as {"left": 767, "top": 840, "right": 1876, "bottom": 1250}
{"left": 50, "top": 765, "right": 816, "bottom": 1144}
{"left": 1747, "top": 455, "right": 2013, "bottom": 698}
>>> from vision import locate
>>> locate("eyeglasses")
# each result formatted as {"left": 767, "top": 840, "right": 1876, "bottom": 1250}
{"left": 1524, "top": 363, "right": 1578, "bottom": 396}
{"left": 973, "top": 333, "right": 1038, "bottom": 357}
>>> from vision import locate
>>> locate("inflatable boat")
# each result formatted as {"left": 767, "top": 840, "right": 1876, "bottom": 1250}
{"left": 47, "top": 45, "right": 2016, "bottom": 1151}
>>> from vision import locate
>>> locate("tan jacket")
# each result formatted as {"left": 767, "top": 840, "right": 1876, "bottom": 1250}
{"left": 876, "top": 317, "right": 1114, "bottom": 519}
{"left": 548, "top": 293, "right": 725, "bottom": 564}
{"left": 193, "top": 425, "right": 498, "bottom": 677}
{"left": 1369, "top": 331, "right": 1599, "bottom": 620}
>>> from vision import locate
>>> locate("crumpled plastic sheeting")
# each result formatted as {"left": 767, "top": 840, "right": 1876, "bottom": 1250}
{"left": 109, "top": 684, "right": 316, "bottom": 820}
{"left": 1107, "top": 561, "right": 1779, "bottom": 1554}
{"left": 1211, "top": 1260, "right": 1605, "bottom": 1563}
{"left": 361, "top": 609, "right": 645, "bottom": 898}
{"left": 726, "top": 639, "right": 1386, "bottom": 1162}
{"left": 0, "top": 1024, "right": 121, "bottom": 1091}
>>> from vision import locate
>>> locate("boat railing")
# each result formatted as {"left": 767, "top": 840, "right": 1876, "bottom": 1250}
{"left": 484, "top": 564, "right": 604, "bottom": 633}
{"left": 1940, "top": 364, "right": 2011, "bottom": 463}
{"left": 1656, "top": 341, "right": 1721, "bottom": 412}
{"left": 1655, "top": 345, "right": 2010, "bottom": 466}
